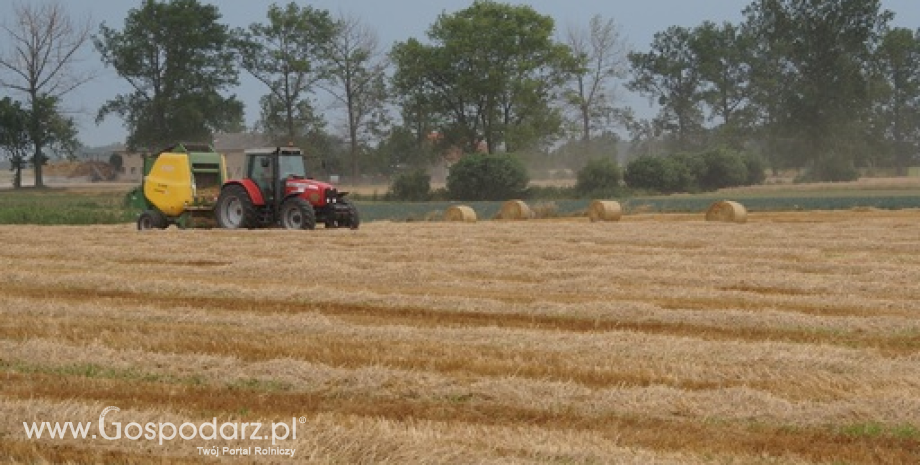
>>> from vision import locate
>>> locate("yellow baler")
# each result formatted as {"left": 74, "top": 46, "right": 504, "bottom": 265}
{"left": 126, "top": 143, "right": 227, "bottom": 229}
{"left": 144, "top": 151, "right": 195, "bottom": 217}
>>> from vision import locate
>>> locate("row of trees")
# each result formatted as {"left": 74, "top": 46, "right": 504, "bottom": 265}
{"left": 1, "top": 0, "right": 919, "bottom": 189}
{"left": 629, "top": 1, "right": 920, "bottom": 179}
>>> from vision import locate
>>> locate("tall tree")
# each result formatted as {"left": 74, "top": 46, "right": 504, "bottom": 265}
{"left": 564, "top": 14, "right": 629, "bottom": 142}
{"left": 0, "top": 2, "right": 91, "bottom": 187}
{"left": 94, "top": 0, "right": 243, "bottom": 150}
{"left": 392, "top": 0, "right": 576, "bottom": 153}
{"left": 743, "top": 0, "right": 891, "bottom": 180}
{"left": 742, "top": 7, "right": 792, "bottom": 174}
{"left": 627, "top": 26, "right": 705, "bottom": 150}
{"left": 692, "top": 21, "right": 753, "bottom": 149}
{"left": 237, "top": 2, "right": 334, "bottom": 146}
{"left": 0, "top": 97, "right": 30, "bottom": 188}
{"left": 390, "top": 43, "right": 451, "bottom": 160}
{"left": 320, "top": 13, "right": 389, "bottom": 182}
{"left": 374, "top": 126, "right": 439, "bottom": 174}
{"left": 870, "top": 27, "right": 920, "bottom": 173}
{"left": 0, "top": 95, "right": 78, "bottom": 189}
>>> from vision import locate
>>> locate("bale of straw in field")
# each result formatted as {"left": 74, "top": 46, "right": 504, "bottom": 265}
{"left": 588, "top": 200, "right": 622, "bottom": 222}
{"left": 444, "top": 205, "right": 477, "bottom": 222}
{"left": 498, "top": 200, "right": 534, "bottom": 220}
{"left": 705, "top": 200, "right": 747, "bottom": 223}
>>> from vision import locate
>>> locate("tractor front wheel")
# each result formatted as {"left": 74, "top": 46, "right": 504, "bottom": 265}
{"left": 137, "top": 210, "right": 167, "bottom": 230}
{"left": 280, "top": 198, "right": 316, "bottom": 230}
{"left": 216, "top": 185, "right": 257, "bottom": 229}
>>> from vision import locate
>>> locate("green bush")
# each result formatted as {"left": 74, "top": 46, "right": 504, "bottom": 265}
{"left": 697, "top": 149, "right": 748, "bottom": 191}
{"left": 794, "top": 157, "right": 860, "bottom": 183}
{"left": 816, "top": 158, "right": 860, "bottom": 182}
{"left": 109, "top": 153, "right": 124, "bottom": 171}
{"left": 662, "top": 155, "right": 698, "bottom": 193}
{"left": 388, "top": 169, "right": 431, "bottom": 201}
{"left": 741, "top": 153, "right": 767, "bottom": 185}
{"left": 446, "top": 153, "right": 529, "bottom": 201}
{"left": 626, "top": 149, "right": 764, "bottom": 194}
{"left": 624, "top": 156, "right": 691, "bottom": 194}
{"left": 669, "top": 152, "right": 705, "bottom": 192}
{"left": 575, "top": 158, "right": 623, "bottom": 197}
{"left": 625, "top": 156, "right": 668, "bottom": 192}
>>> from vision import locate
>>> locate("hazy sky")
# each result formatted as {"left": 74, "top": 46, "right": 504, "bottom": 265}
{"left": 1, "top": 0, "right": 919, "bottom": 147}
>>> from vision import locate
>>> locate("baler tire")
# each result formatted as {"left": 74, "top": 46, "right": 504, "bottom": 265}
{"left": 280, "top": 198, "right": 316, "bottom": 230}
{"left": 137, "top": 210, "right": 167, "bottom": 230}
{"left": 216, "top": 185, "right": 257, "bottom": 229}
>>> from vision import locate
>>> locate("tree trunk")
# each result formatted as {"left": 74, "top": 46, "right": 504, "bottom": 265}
{"left": 286, "top": 100, "right": 296, "bottom": 145}
{"left": 32, "top": 145, "right": 44, "bottom": 188}
{"left": 349, "top": 102, "right": 359, "bottom": 183}
{"left": 351, "top": 137, "right": 359, "bottom": 184}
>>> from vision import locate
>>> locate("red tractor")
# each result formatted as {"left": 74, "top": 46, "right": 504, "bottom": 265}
{"left": 215, "top": 146, "right": 359, "bottom": 230}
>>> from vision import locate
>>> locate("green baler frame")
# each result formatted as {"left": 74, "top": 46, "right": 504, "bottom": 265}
{"left": 125, "top": 142, "right": 226, "bottom": 228}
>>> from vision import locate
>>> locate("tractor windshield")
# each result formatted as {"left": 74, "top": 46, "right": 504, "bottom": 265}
{"left": 279, "top": 155, "right": 307, "bottom": 179}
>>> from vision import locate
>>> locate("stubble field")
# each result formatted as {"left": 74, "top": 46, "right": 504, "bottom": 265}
{"left": 1, "top": 210, "right": 920, "bottom": 463}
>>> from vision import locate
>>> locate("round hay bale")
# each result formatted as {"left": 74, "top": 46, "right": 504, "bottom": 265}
{"left": 498, "top": 200, "right": 533, "bottom": 220}
{"left": 444, "top": 205, "right": 477, "bottom": 222}
{"left": 705, "top": 200, "right": 747, "bottom": 223}
{"left": 588, "top": 200, "right": 622, "bottom": 222}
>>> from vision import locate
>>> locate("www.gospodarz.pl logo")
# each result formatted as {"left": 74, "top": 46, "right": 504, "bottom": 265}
{"left": 23, "top": 406, "right": 301, "bottom": 457}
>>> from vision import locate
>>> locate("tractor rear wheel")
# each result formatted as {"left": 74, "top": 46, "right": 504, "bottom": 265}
{"left": 345, "top": 203, "right": 360, "bottom": 230}
{"left": 137, "top": 210, "right": 167, "bottom": 230}
{"left": 216, "top": 185, "right": 257, "bottom": 229}
{"left": 280, "top": 198, "right": 316, "bottom": 230}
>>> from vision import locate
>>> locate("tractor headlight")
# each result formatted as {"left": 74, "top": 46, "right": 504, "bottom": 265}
{"left": 325, "top": 188, "right": 338, "bottom": 205}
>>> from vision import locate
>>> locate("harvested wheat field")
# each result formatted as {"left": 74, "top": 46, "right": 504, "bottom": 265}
{"left": 2, "top": 210, "right": 920, "bottom": 464}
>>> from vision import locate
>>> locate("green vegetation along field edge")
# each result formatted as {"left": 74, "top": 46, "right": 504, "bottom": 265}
{"left": 1, "top": 186, "right": 919, "bottom": 225}
{"left": 0, "top": 189, "right": 134, "bottom": 225}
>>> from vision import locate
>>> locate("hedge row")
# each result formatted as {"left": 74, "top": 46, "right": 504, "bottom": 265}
{"left": 624, "top": 149, "right": 765, "bottom": 194}
{"left": 386, "top": 149, "right": 767, "bottom": 201}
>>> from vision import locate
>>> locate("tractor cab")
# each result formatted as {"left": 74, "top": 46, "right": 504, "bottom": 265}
{"left": 245, "top": 146, "right": 309, "bottom": 204}
{"left": 215, "top": 146, "right": 359, "bottom": 230}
